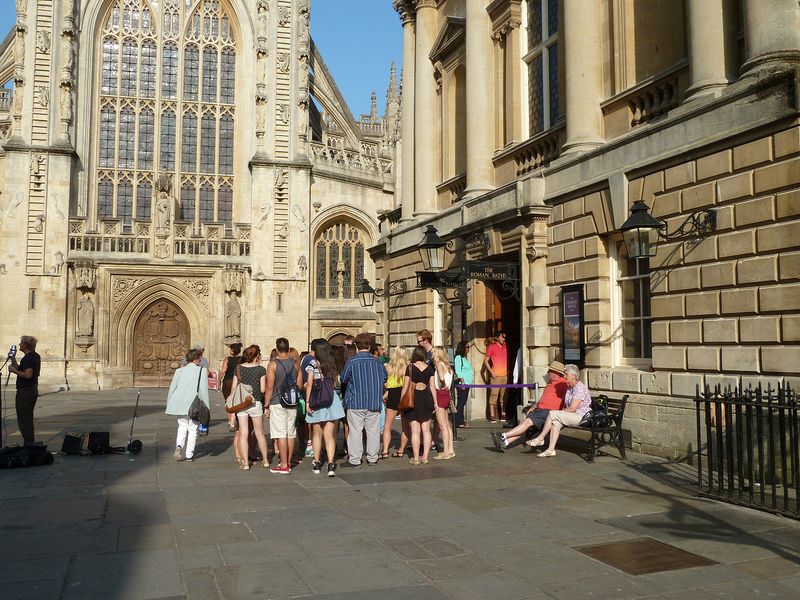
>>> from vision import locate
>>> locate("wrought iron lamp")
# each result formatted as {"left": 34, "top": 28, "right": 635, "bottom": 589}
{"left": 357, "top": 278, "right": 407, "bottom": 308}
{"left": 620, "top": 200, "right": 716, "bottom": 260}
{"left": 417, "top": 224, "right": 447, "bottom": 271}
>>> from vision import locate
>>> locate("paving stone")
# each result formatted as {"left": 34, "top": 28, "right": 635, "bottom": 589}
{"left": 0, "top": 556, "right": 70, "bottom": 583}
{"left": 302, "top": 585, "right": 449, "bottom": 600}
{"left": 118, "top": 524, "right": 176, "bottom": 551}
{"left": 63, "top": 549, "right": 183, "bottom": 600}
{"left": 433, "top": 573, "right": 546, "bottom": 600}
{"left": 0, "top": 578, "right": 64, "bottom": 600}
{"left": 177, "top": 544, "right": 225, "bottom": 570}
{"left": 174, "top": 522, "right": 257, "bottom": 546}
{"left": 537, "top": 572, "right": 648, "bottom": 599}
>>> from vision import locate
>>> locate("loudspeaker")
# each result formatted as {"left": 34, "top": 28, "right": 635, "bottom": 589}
{"left": 88, "top": 431, "right": 111, "bottom": 455}
{"left": 0, "top": 443, "right": 54, "bottom": 468}
{"left": 61, "top": 432, "right": 86, "bottom": 455}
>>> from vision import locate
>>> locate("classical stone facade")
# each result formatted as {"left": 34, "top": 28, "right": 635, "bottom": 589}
{"left": 375, "top": 0, "right": 800, "bottom": 458}
{"left": 0, "top": 0, "right": 398, "bottom": 389}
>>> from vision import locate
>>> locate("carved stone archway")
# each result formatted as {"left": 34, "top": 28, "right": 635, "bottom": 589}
{"left": 132, "top": 299, "right": 190, "bottom": 387}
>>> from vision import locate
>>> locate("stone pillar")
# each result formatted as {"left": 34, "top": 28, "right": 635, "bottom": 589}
{"left": 397, "top": 3, "right": 416, "bottom": 222}
{"left": 741, "top": 0, "right": 800, "bottom": 76}
{"left": 464, "top": 0, "right": 494, "bottom": 199}
{"left": 685, "top": 0, "right": 739, "bottom": 101}
{"left": 413, "top": 0, "right": 438, "bottom": 217}
{"left": 562, "top": 0, "right": 604, "bottom": 154}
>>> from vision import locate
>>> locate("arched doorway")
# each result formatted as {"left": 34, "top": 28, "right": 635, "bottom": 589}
{"left": 133, "top": 299, "right": 190, "bottom": 387}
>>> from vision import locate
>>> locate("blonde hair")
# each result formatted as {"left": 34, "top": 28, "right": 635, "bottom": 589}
{"left": 432, "top": 346, "right": 451, "bottom": 370}
{"left": 387, "top": 345, "right": 409, "bottom": 380}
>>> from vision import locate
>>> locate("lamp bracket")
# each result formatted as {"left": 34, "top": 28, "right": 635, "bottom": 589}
{"left": 374, "top": 280, "right": 408, "bottom": 298}
{"left": 661, "top": 209, "right": 716, "bottom": 241}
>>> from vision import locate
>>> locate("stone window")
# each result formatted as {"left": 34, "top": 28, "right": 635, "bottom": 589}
{"left": 613, "top": 241, "right": 653, "bottom": 362}
{"left": 524, "top": 0, "right": 559, "bottom": 135}
{"left": 314, "top": 222, "right": 366, "bottom": 301}
{"left": 94, "top": 0, "right": 236, "bottom": 233}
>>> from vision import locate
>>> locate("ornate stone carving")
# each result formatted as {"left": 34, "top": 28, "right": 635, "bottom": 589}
{"left": 278, "top": 103, "right": 288, "bottom": 124}
{"left": 12, "top": 78, "right": 24, "bottom": 118}
{"left": 36, "top": 85, "right": 49, "bottom": 107}
{"left": 180, "top": 279, "right": 210, "bottom": 306}
{"left": 112, "top": 277, "right": 145, "bottom": 307}
{"left": 298, "top": 0, "right": 310, "bottom": 56}
{"left": 77, "top": 293, "right": 95, "bottom": 337}
{"left": 278, "top": 5, "right": 291, "bottom": 27}
{"left": 59, "top": 85, "right": 73, "bottom": 136}
{"left": 275, "top": 168, "right": 288, "bottom": 190}
{"left": 256, "top": 201, "right": 272, "bottom": 229}
{"left": 297, "top": 95, "right": 309, "bottom": 143}
{"left": 525, "top": 245, "right": 549, "bottom": 261}
{"left": 16, "top": 0, "right": 27, "bottom": 19}
{"left": 61, "top": 0, "right": 78, "bottom": 36}
{"left": 224, "top": 292, "right": 241, "bottom": 341}
{"left": 50, "top": 251, "right": 65, "bottom": 275}
{"left": 291, "top": 204, "right": 306, "bottom": 231}
{"left": 74, "top": 262, "right": 96, "bottom": 290}
{"left": 255, "top": 95, "right": 267, "bottom": 135}
{"left": 277, "top": 52, "right": 289, "bottom": 73}
{"left": 61, "top": 35, "right": 75, "bottom": 82}
{"left": 223, "top": 266, "right": 245, "bottom": 293}
{"left": 297, "top": 254, "right": 307, "bottom": 275}
{"left": 31, "top": 154, "right": 46, "bottom": 189}
{"left": 36, "top": 30, "right": 51, "bottom": 54}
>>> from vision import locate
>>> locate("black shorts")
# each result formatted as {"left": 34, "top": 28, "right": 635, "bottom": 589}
{"left": 386, "top": 387, "right": 402, "bottom": 411}
{"left": 525, "top": 408, "right": 549, "bottom": 431}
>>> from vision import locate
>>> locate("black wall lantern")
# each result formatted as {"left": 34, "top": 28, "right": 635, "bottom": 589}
{"left": 418, "top": 224, "right": 447, "bottom": 271}
{"left": 357, "top": 278, "right": 407, "bottom": 309}
{"left": 620, "top": 200, "right": 716, "bottom": 260}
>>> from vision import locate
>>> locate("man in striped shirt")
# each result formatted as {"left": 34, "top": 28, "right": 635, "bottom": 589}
{"left": 340, "top": 333, "right": 387, "bottom": 466}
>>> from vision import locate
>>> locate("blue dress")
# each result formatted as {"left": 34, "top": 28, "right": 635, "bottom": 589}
{"left": 304, "top": 357, "right": 346, "bottom": 423}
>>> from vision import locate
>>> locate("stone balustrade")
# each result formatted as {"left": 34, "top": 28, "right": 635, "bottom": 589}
{"left": 310, "top": 142, "right": 393, "bottom": 175}
{"left": 68, "top": 218, "right": 251, "bottom": 259}
{"left": 512, "top": 124, "right": 567, "bottom": 177}
{"left": 0, "top": 89, "right": 12, "bottom": 111}
{"left": 436, "top": 172, "right": 467, "bottom": 205}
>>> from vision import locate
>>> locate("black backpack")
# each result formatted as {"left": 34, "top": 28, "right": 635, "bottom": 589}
{"left": 276, "top": 360, "right": 299, "bottom": 408}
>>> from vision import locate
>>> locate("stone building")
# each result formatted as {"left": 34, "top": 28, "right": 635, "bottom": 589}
{"left": 375, "top": 0, "right": 799, "bottom": 457}
{"left": 0, "top": 0, "right": 399, "bottom": 388}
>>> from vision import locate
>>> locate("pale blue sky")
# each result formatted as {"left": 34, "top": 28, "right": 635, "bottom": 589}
{"left": 1, "top": 1, "right": 402, "bottom": 117}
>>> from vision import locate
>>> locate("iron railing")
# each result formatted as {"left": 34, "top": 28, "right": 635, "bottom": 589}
{"left": 695, "top": 384, "right": 799, "bottom": 519}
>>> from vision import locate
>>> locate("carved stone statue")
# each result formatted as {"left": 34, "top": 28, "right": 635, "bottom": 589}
{"left": 255, "top": 99, "right": 266, "bottom": 133}
{"left": 77, "top": 293, "right": 95, "bottom": 337}
{"left": 14, "top": 28, "right": 25, "bottom": 67}
{"left": 257, "top": 0, "right": 269, "bottom": 41}
{"left": 155, "top": 191, "right": 171, "bottom": 234}
{"left": 61, "top": 36, "right": 75, "bottom": 80}
{"left": 277, "top": 52, "right": 289, "bottom": 73}
{"left": 12, "top": 80, "right": 24, "bottom": 117}
{"left": 224, "top": 292, "right": 241, "bottom": 340}
{"left": 297, "top": 96, "right": 309, "bottom": 142}
{"left": 60, "top": 85, "right": 73, "bottom": 124}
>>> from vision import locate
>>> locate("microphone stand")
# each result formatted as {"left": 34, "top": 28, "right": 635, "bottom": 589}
{"left": 0, "top": 355, "right": 12, "bottom": 448}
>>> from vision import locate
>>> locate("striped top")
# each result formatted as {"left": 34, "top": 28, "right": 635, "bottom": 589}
{"left": 340, "top": 351, "right": 387, "bottom": 411}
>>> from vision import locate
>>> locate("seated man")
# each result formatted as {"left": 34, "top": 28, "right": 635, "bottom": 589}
{"left": 526, "top": 363, "right": 592, "bottom": 457}
{"left": 491, "top": 361, "right": 567, "bottom": 452}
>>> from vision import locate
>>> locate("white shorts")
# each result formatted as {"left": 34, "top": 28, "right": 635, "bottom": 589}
{"left": 269, "top": 404, "right": 297, "bottom": 439}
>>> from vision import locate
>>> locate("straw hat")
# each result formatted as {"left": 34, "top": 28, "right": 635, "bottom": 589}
{"left": 547, "top": 360, "right": 566, "bottom": 375}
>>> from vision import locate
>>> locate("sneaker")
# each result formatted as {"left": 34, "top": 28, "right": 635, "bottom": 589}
{"left": 342, "top": 461, "right": 362, "bottom": 469}
{"left": 327, "top": 463, "right": 337, "bottom": 477}
{"left": 311, "top": 460, "right": 322, "bottom": 474}
{"left": 185, "top": 457, "right": 193, "bottom": 462}
{"left": 491, "top": 432, "right": 504, "bottom": 453}
{"left": 174, "top": 446, "right": 183, "bottom": 460}
{"left": 304, "top": 443, "right": 314, "bottom": 458}
{"left": 269, "top": 465, "right": 291, "bottom": 474}
{"left": 501, "top": 434, "right": 509, "bottom": 449}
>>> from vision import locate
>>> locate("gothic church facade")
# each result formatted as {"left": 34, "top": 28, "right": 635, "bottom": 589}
{"left": 0, "top": 0, "right": 399, "bottom": 388}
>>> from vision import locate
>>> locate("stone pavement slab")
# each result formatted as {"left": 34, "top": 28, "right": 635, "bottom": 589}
{"left": 0, "top": 388, "right": 798, "bottom": 599}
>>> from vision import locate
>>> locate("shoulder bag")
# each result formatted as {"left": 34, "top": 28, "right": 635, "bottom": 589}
{"left": 225, "top": 365, "right": 255, "bottom": 414}
{"left": 397, "top": 366, "right": 415, "bottom": 412}
{"left": 188, "top": 367, "right": 211, "bottom": 426}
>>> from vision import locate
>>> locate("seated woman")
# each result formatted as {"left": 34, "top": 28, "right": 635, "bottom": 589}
{"left": 492, "top": 360, "right": 567, "bottom": 452}
{"left": 526, "top": 364, "right": 591, "bottom": 457}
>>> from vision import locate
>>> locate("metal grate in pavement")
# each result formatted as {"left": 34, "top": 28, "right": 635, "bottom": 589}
{"left": 573, "top": 537, "right": 717, "bottom": 575}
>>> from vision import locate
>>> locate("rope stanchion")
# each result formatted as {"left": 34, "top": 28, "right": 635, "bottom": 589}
{"left": 455, "top": 383, "right": 539, "bottom": 389}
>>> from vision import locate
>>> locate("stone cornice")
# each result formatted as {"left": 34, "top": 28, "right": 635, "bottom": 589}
{"left": 488, "top": 0, "right": 522, "bottom": 41}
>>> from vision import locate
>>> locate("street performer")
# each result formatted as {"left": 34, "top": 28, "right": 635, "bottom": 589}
{"left": 8, "top": 336, "right": 41, "bottom": 445}
{"left": 491, "top": 360, "right": 568, "bottom": 452}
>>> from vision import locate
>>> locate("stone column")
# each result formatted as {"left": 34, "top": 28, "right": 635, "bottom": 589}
{"left": 464, "top": 0, "right": 494, "bottom": 200}
{"left": 396, "top": 2, "right": 416, "bottom": 222}
{"left": 685, "top": 0, "right": 738, "bottom": 101}
{"left": 741, "top": 0, "right": 800, "bottom": 76}
{"left": 413, "top": 0, "right": 439, "bottom": 217}
{"left": 562, "top": 0, "right": 604, "bottom": 154}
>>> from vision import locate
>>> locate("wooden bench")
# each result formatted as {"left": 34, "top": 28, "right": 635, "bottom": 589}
{"left": 524, "top": 394, "right": 629, "bottom": 461}
{"left": 574, "top": 394, "right": 629, "bottom": 462}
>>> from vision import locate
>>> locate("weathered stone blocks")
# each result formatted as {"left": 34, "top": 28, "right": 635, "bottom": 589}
{"left": 721, "top": 346, "right": 760, "bottom": 372}
{"left": 761, "top": 346, "right": 800, "bottom": 374}
{"left": 739, "top": 316, "right": 781, "bottom": 342}
{"left": 703, "top": 318, "right": 738, "bottom": 343}
{"left": 733, "top": 137, "right": 772, "bottom": 170}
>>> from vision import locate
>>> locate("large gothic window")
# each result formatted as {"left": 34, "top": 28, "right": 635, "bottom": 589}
{"left": 525, "top": 0, "right": 559, "bottom": 135}
{"left": 314, "top": 222, "right": 366, "bottom": 301}
{"left": 96, "top": 0, "right": 236, "bottom": 234}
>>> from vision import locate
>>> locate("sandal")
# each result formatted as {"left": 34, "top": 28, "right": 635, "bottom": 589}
{"left": 526, "top": 438, "right": 544, "bottom": 448}
{"left": 378, "top": 452, "right": 389, "bottom": 460}
{"left": 537, "top": 449, "right": 556, "bottom": 457}
{"left": 409, "top": 458, "right": 420, "bottom": 466}
{"left": 391, "top": 450, "right": 405, "bottom": 458}
{"left": 240, "top": 464, "right": 250, "bottom": 471}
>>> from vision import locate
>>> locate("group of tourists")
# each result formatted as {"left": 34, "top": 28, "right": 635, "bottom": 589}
{"left": 164, "top": 329, "right": 470, "bottom": 474}
{"left": 164, "top": 329, "right": 593, "bottom": 470}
